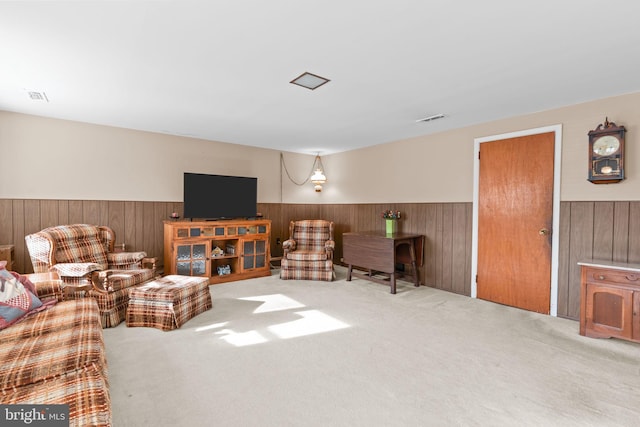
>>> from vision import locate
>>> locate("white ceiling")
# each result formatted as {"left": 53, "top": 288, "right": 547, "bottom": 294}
{"left": 2, "top": 1, "right": 640, "bottom": 155}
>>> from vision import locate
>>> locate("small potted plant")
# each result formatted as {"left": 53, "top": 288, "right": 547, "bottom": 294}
{"left": 381, "top": 210, "right": 401, "bottom": 235}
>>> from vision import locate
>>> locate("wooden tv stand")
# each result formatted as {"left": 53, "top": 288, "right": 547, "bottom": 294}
{"left": 163, "top": 219, "right": 271, "bottom": 284}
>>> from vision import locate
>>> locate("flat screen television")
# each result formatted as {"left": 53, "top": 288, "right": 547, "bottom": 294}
{"left": 183, "top": 173, "right": 257, "bottom": 220}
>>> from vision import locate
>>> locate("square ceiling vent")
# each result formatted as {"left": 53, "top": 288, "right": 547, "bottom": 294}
{"left": 27, "top": 90, "right": 49, "bottom": 102}
{"left": 290, "top": 72, "right": 330, "bottom": 90}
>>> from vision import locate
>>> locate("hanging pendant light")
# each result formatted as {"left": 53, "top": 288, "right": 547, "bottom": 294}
{"left": 310, "top": 155, "right": 326, "bottom": 192}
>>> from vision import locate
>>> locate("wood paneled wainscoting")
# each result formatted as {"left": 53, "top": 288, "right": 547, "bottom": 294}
{"left": 1, "top": 199, "right": 638, "bottom": 320}
{"left": 259, "top": 203, "right": 473, "bottom": 297}
{"left": 558, "top": 201, "right": 640, "bottom": 320}
{"left": 0, "top": 199, "right": 182, "bottom": 276}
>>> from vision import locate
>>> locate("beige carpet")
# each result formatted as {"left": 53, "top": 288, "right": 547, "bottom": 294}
{"left": 103, "top": 267, "right": 640, "bottom": 426}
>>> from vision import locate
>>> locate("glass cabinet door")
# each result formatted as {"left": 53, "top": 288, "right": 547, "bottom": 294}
{"left": 175, "top": 242, "right": 209, "bottom": 276}
{"left": 243, "top": 239, "right": 267, "bottom": 270}
{"left": 255, "top": 239, "right": 266, "bottom": 268}
{"left": 243, "top": 240, "right": 254, "bottom": 270}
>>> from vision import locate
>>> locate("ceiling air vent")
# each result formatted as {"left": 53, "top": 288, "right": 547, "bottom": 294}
{"left": 416, "top": 113, "right": 445, "bottom": 123}
{"left": 290, "top": 72, "right": 330, "bottom": 90}
{"left": 27, "top": 91, "right": 49, "bottom": 102}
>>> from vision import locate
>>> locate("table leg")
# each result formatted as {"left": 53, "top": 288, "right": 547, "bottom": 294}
{"left": 347, "top": 264, "right": 353, "bottom": 281}
{"left": 390, "top": 274, "right": 396, "bottom": 294}
{"left": 409, "top": 241, "right": 420, "bottom": 287}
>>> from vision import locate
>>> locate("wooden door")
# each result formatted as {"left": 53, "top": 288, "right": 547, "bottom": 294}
{"left": 477, "top": 132, "right": 555, "bottom": 313}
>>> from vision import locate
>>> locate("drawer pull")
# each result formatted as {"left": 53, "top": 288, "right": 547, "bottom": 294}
{"left": 626, "top": 275, "right": 639, "bottom": 281}
{"left": 597, "top": 275, "right": 605, "bottom": 280}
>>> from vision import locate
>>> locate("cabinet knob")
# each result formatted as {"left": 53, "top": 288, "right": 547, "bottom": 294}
{"left": 598, "top": 275, "right": 605, "bottom": 280}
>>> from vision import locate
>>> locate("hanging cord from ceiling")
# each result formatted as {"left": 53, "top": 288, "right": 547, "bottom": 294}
{"left": 280, "top": 152, "right": 325, "bottom": 202}
{"left": 280, "top": 152, "right": 321, "bottom": 186}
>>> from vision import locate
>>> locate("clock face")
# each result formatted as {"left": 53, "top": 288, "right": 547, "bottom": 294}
{"left": 592, "top": 135, "right": 620, "bottom": 156}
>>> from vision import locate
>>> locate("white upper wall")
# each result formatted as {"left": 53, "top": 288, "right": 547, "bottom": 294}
{"left": 0, "top": 113, "right": 283, "bottom": 202}
{"left": 330, "top": 91, "right": 640, "bottom": 203}
{"left": 1, "top": 91, "right": 639, "bottom": 203}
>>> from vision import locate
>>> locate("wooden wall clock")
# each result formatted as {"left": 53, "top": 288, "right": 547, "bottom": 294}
{"left": 588, "top": 117, "right": 626, "bottom": 184}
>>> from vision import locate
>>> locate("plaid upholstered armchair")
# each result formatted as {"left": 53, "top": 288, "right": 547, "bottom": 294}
{"left": 280, "top": 220, "right": 335, "bottom": 281}
{"left": 25, "top": 224, "right": 157, "bottom": 327}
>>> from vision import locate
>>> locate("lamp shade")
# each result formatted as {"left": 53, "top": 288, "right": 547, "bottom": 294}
{"left": 310, "top": 168, "right": 326, "bottom": 184}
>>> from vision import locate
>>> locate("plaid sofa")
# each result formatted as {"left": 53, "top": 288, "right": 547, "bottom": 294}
{"left": 280, "top": 219, "right": 335, "bottom": 281}
{"left": 25, "top": 224, "right": 157, "bottom": 327}
{"left": 0, "top": 278, "right": 111, "bottom": 426}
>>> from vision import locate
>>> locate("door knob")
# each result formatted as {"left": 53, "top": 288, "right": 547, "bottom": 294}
{"left": 539, "top": 228, "right": 549, "bottom": 236}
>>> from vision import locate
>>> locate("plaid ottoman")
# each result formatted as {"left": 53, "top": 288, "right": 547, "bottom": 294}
{"left": 126, "top": 275, "right": 212, "bottom": 331}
